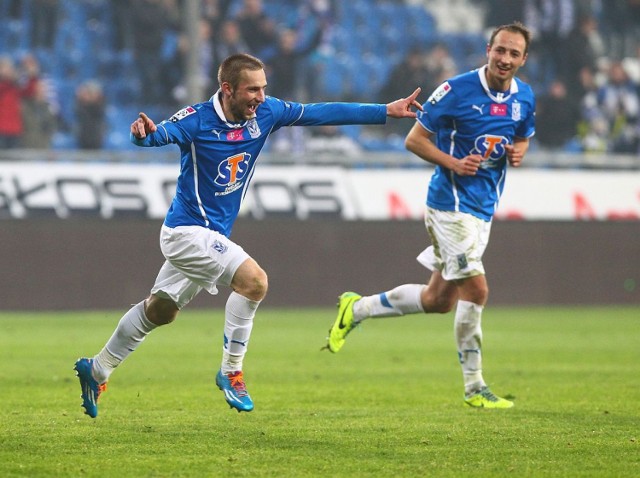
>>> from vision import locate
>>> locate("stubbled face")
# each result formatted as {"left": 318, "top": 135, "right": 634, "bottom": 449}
{"left": 222, "top": 68, "right": 267, "bottom": 122}
{"left": 485, "top": 30, "right": 527, "bottom": 91}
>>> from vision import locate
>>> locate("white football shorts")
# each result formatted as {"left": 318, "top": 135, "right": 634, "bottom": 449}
{"left": 417, "top": 207, "right": 492, "bottom": 281}
{"left": 150, "top": 225, "right": 250, "bottom": 309}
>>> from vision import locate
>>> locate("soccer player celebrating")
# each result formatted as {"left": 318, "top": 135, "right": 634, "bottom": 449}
{"left": 74, "top": 53, "right": 422, "bottom": 417}
{"left": 326, "top": 23, "right": 535, "bottom": 409}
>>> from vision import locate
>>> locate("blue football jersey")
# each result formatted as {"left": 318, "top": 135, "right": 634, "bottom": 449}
{"left": 132, "top": 93, "right": 387, "bottom": 236}
{"left": 417, "top": 65, "right": 536, "bottom": 221}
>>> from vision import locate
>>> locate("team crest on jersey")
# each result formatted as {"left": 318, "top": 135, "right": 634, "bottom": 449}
{"left": 428, "top": 81, "right": 451, "bottom": 104}
{"left": 247, "top": 118, "right": 261, "bottom": 138}
{"left": 170, "top": 106, "right": 196, "bottom": 122}
{"left": 471, "top": 134, "right": 508, "bottom": 168}
{"left": 512, "top": 101, "right": 521, "bottom": 121}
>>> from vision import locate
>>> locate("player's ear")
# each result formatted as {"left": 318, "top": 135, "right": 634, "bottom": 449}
{"left": 220, "top": 81, "right": 233, "bottom": 96}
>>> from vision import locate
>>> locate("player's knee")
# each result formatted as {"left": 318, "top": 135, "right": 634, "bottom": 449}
{"left": 246, "top": 268, "right": 268, "bottom": 301}
{"left": 235, "top": 269, "right": 268, "bottom": 301}
{"left": 233, "top": 259, "right": 269, "bottom": 301}
{"left": 432, "top": 296, "right": 457, "bottom": 314}
{"left": 466, "top": 284, "right": 489, "bottom": 306}
{"left": 421, "top": 282, "right": 456, "bottom": 313}
{"left": 422, "top": 292, "right": 456, "bottom": 314}
{"left": 144, "top": 295, "right": 179, "bottom": 325}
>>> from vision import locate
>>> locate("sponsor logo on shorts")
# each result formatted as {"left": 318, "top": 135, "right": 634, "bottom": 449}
{"left": 457, "top": 253, "right": 468, "bottom": 269}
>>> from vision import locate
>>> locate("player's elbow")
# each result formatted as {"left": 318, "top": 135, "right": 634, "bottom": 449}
{"left": 404, "top": 132, "right": 419, "bottom": 154}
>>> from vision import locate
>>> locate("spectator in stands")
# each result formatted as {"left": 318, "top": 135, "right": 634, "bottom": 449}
{"left": 535, "top": 79, "right": 580, "bottom": 150}
{"left": 524, "top": 0, "right": 576, "bottom": 86}
{"left": 235, "top": 0, "right": 278, "bottom": 58}
{"left": 262, "top": 26, "right": 326, "bottom": 153}
{"left": 378, "top": 44, "right": 456, "bottom": 137}
{"left": 481, "top": 0, "right": 526, "bottom": 30}
{"left": 423, "top": 42, "right": 459, "bottom": 93}
{"left": 562, "top": 13, "right": 603, "bottom": 101}
{"left": 202, "top": 0, "right": 234, "bottom": 34}
{"left": 74, "top": 80, "right": 105, "bottom": 150}
{"left": 130, "top": 0, "right": 179, "bottom": 105}
{"left": 192, "top": 18, "right": 216, "bottom": 99}
{"left": 112, "top": 0, "right": 133, "bottom": 51}
{"left": 21, "top": 78, "right": 57, "bottom": 149}
{"left": 0, "top": 55, "right": 38, "bottom": 149}
{"left": 212, "top": 20, "right": 250, "bottom": 82}
{"left": 168, "top": 19, "right": 216, "bottom": 107}
{"left": 30, "top": 0, "right": 59, "bottom": 49}
{"left": 597, "top": 61, "right": 640, "bottom": 153}
{"left": 577, "top": 67, "right": 609, "bottom": 153}
{"left": 264, "top": 25, "right": 324, "bottom": 101}
{"left": 599, "top": 0, "right": 640, "bottom": 59}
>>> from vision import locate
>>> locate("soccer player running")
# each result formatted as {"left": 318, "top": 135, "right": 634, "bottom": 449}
{"left": 74, "top": 53, "right": 422, "bottom": 417}
{"left": 325, "top": 23, "right": 535, "bottom": 409}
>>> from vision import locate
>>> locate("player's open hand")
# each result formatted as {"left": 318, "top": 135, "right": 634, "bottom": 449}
{"left": 386, "top": 87, "right": 423, "bottom": 119}
{"left": 131, "top": 112, "right": 157, "bottom": 139}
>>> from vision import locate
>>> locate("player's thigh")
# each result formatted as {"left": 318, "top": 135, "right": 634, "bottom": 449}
{"left": 150, "top": 259, "right": 202, "bottom": 310}
{"left": 156, "top": 225, "right": 250, "bottom": 302}
{"left": 425, "top": 208, "right": 491, "bottom": 281}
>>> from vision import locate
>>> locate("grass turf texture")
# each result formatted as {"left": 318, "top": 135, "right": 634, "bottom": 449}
{"left": 1, "top": 307, "right": 638, "bottom": 477}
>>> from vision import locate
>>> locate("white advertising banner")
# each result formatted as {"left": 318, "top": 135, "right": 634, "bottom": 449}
{"left": 1, "top": 162, "right": 638, "bottom": 221}
{"left": 345, "top": 168, "right": 640, "bottom": 221}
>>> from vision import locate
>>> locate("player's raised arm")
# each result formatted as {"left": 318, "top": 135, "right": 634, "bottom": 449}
{"left": 130, "top": 112, "right": 157, "bottom": 139}
{"left": 386, "top": 87, "right": 423, "bottom": 118}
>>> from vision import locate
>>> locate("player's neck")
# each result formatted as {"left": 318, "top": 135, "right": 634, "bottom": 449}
{"left": 220, "top": 95, "right": 239, "bottom": 123}
{"left": 484, "top": 70, "right": 511, "bottom": 93}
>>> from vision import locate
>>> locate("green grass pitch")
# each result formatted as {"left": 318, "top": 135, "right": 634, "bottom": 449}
{"left": 1, "top": 306, "right": 639, "bottom": 477}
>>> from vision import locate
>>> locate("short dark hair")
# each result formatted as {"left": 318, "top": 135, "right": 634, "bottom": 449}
{"left": 218, "top": 53, "right": 265, "bottom": 90}
{"left": 488, "top": 22, "right": 531, "bottom": 55}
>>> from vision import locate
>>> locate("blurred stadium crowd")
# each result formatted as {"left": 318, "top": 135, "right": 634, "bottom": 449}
{"left": 1, "top": 0, "right": 640, "bottom": 156}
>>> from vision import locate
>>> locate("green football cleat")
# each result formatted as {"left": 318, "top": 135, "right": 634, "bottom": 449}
{"left": 325, "top": 292, "right": 361, "bottom": 353}
{"left": 464, "top": 387, "right": 514, "bottom": 409}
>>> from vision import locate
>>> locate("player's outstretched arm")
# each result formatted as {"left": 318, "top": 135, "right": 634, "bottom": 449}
{"left": 130, "top": 112, "right": 158, "bottom": 139}
{"left": 386, "top": 87, "right": 423, "bottom": 119}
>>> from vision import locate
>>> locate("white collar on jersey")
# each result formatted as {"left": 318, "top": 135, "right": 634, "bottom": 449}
{"left": 211, "top": 89, "right": 248, "bottom": 129}
{"left": 477, "top": 65, "right": 519, "bottom": 103}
